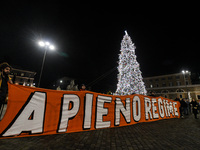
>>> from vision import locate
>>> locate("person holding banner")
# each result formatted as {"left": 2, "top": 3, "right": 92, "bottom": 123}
{"left": 0, "top": 62, "right": 13, "bottom": 119}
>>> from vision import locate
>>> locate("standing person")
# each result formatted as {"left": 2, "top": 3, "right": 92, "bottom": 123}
{"left": 80, "top": 84, "right": 86, "bottom": 91}
{"left": 0, "top": 62, "right": 13, "bottom": 119}
{"left": 175, "top": 97, "right": 180, "bottom": 101}
{"left": 182, "top": 99, "right": 188, "bottom": 115}
{"left": 149, "top": 91, "right": 156, "bottom": 97}
{"left": 185, "top": 99, "right": 190, "bottom": 115}
{"left": 180, "top": 99, "right": 187, "bottom": 118}
{"left": 190, "top": 99, "right": 199, "bottom": 119}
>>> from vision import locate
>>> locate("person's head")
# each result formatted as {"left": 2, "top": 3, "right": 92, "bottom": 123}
{"left": 192, "top": 99, "right": 195, "bottom": 102}
{"left": 0, "top": 62, "right": 11, "bottom": 75}
{"left": 150, "top": 91, "right": 155, "bottom": 95}
{"left": 81, "top": 84, "right": 86, "bottom": 90}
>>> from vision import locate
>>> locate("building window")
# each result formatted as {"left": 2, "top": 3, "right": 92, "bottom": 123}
{"left": 197, "top": 95, "right": 200, "bottom": 100}
{"left": 176, "top": 76, "right": 180, "bottom": 79}
{"left": 177, "top": 81, "right": 181, "bottom": 86}
{"left": 168, "top": 76, "right": 172, "bottom": 80}
{"left": 162, "top": 82, "right": 166, "bottom": 87}
{"left": 161, "top": 90, "right": 169, "bottom": 93}
{"left": 176, "top": 89, "right": 185, "bottom": 93}
{"left": 150, "top": 84, "right": 153, "bottom": 88}
{"left": 169, "top": 82, "right": 173, "bottom": 86}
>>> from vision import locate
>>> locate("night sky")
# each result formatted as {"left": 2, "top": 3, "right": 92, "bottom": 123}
{"left": 0, "top": 2, "right": 199, "bottom": 93}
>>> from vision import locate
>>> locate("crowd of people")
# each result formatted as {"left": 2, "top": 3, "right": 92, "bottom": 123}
{"left": 148, "top": 92, "right": 200, "bottom": 119}
{"left": 175, "top": 97, "right": 199, "bottom": 119}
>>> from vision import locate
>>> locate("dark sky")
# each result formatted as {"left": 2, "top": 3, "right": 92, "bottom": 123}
{"left": 0, "top": 2, "right": 199, "bottom": 93}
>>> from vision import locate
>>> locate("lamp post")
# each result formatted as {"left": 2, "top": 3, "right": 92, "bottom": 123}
{"left": 38, "top": 41, "right": 55, "bottom": 87}
{"left": 182, "top": 70, "right": 190, "bottom": 101}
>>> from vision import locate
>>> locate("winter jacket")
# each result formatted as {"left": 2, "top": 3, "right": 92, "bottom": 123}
{"left": 190, "top": 101, "right": 199, "bottom": 114}
{"left": 0, "top": 72, "right": 11, "bottom": 89}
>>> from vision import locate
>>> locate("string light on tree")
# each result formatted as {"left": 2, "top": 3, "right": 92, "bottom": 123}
{"left": 115, "top": 31, "right": 147, "bottom": 95}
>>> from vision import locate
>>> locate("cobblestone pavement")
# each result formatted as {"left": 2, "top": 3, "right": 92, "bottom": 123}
{"left": 0, "top": 114, "right": 200, "bottom": 150}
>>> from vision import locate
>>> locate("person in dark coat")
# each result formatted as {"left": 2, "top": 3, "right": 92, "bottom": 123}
{"left": 149, "top": 91, "right": 156, "bottom": 97}
{"left": 0, "top": 62, "right": 13, "bottom": 119}
{"left": 180, "top": 99, "right": 187, "bottom": 118}
{"left": 175, "top": 97, "right": 180, "bottom": 101}
{"left": 190, "top": 99, "right": 199, "bottom": 119}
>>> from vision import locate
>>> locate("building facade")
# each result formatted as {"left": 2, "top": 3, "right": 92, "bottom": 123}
{"left": 10, "top": 68, "right": 36, "bottom": 87}
{"left": 143, "top": 72, "right": 200, "bottom": 101}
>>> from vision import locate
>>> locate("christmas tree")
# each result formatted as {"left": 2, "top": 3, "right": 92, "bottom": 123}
{"left": 115, "top": 31, "right": 147, "bottom": 95}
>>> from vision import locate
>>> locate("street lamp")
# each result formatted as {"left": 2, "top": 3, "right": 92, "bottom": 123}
{"left": 181, "top": 70, "right": 190, "bottom": 101}
{"left": 182, "top": 70, "right": 189, "bottom": 74}
{"left": 38, "top": 40, "right": 55, "bottom": 87}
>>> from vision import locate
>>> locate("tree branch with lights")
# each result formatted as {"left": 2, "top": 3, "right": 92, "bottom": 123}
{"left": 115, "top": 31, "right": 147, "bottom": 95}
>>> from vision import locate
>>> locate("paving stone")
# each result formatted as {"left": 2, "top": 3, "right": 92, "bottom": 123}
{"left": 1, "top": 114, "right": 200, "bottom": 149}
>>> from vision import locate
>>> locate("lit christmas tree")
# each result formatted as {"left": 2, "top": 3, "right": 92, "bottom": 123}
{"left": 115, "top": 31, "right": 147, "bottom": 95}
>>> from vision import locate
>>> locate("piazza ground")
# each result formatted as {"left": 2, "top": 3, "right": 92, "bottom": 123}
{"left": 0, "top": 114, "right": 200, "bottom": 150}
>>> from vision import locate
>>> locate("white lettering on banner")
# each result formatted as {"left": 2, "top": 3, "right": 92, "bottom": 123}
{"left": 115, "top": 98, "right": 131, "bottom": 126}
{"left": 2, "top": 92, "right": 46, "bottom": 137}
{"left": 132, "top": 96, "right": 141, "bottom": 122}
{"left": 158, "top": 98, "right": 165, "bottom": 118}
{"left": 145, "top": 97, "right": 152, "bottom": 120}
{"left": 173, "top": 102, "right": 179, "bottom": 116}
{"left": 0, "top": 89, "right": 180, "bottom": 138}
{"left": 166, "top": 100, "right": 170, "bottom": 117}
{"left": 163, "top": 100, "right": 169, "bottom": 117}
{"left": 152, "top": 99, "right": 159, "bottom": 119}
{"left": 83, "top": 93, "right": 93, "bottom": 129}
{"left": 95, "top": 95, "right": 112, "bottom": 129}
{"left": 169, "top": 102, "right": 174, "bottom": 116}
{"left": 58, "top": 94, "right": 80, "bottom": 133}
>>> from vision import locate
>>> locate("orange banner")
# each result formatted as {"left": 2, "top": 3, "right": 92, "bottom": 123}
{"left": 0, "top": 84, "right": 180, "bottom": 139}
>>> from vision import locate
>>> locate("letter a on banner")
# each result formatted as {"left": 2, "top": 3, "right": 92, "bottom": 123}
{"left": 2, "top": 92, "right": 46, "bottom": 137}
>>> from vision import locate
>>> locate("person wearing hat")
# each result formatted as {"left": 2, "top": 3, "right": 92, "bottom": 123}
{"left": 0, "top": 62, "right": 13, "bottom": 118}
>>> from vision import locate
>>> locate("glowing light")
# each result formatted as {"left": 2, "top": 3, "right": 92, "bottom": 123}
{"left": 38, "top": 41, "right": 45, "bottom": 47}
{"left": 45, "top": 42, "right": 50, "bottom": 46}
{"left": 182, "top": 70, "right": 189, "bottom": 74}
{"left": 49, "top": 45, "right": 55, "bottom": 50}
{"left": 38, "top": 41, "right": 56, "bottom": 50}
{"left": 116, "top": 31, "right": 147, "bottom": 95}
